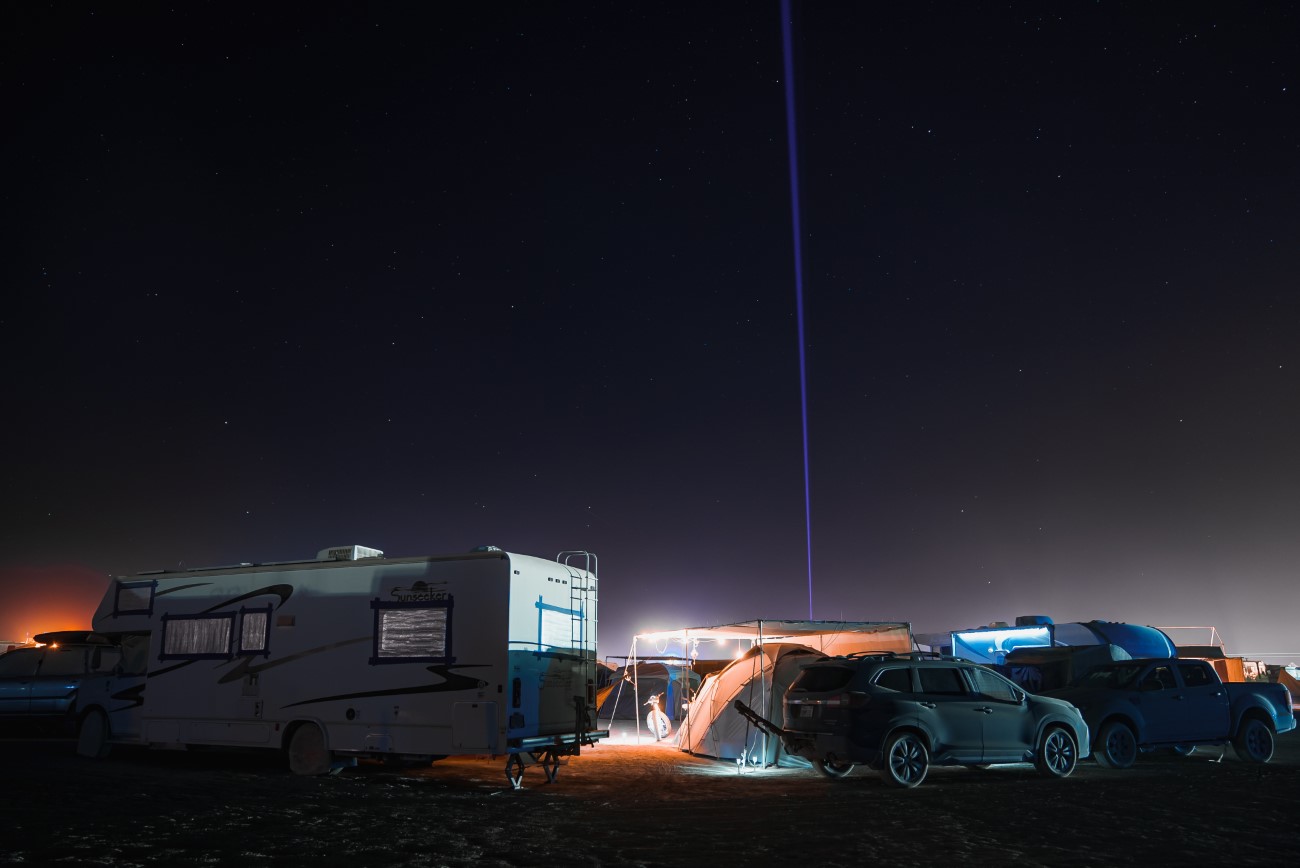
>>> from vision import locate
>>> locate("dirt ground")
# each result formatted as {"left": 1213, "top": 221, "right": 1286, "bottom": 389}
{"left": 3, "top": 722, "right": 1297, "bottom": 867}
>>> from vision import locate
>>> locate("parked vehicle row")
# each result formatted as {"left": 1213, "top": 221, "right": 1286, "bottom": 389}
{"left": 5, "top": 622, "right": 1294, "bottom": 790}
{"left": 736, "top": 650, "right": 1294, "bottom": 788}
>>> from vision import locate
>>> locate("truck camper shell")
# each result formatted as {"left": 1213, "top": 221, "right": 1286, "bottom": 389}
{"left": 76, "top": 545, "right": 605, "bottom": 787}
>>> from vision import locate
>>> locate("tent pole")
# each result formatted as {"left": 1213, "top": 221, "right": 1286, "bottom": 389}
{"left": 679, "top": 629, "right": 691, "bottom": 748}
{"left": 631, "top": 634, "right": 641, "bottom": 743}
{"left": 759, "top": 619, "right": 768, "bottom": 767}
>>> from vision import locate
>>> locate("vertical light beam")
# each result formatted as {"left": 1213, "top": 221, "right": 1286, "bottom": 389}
{"left": 780, "top": 0, "right": 814, "bottom": 620}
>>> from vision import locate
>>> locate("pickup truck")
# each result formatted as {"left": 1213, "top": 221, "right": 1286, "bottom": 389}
{"left": 1044, "top": 658, "right": 1295, "bottom": 768}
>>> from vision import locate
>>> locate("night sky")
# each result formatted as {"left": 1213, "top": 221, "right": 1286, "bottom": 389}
{"left": 3, "top": 3, "right": 1298, "bottom": 663}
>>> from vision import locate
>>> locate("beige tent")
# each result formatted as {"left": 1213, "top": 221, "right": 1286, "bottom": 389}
{"left": 631, "top": 620, "right": 912, "bottom": 766}
{"left": 676, "top": 642, "right": 819, "bottom": 766}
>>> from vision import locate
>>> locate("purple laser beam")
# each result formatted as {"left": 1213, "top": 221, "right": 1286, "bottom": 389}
{"left": 781, "top": 0, "right": 814, "bottom": 620}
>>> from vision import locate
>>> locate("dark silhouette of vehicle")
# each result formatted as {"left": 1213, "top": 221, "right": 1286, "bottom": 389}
{"left": 736, "top": 652, "right": 1089, "bottom": 788}
{"left": 0, "top": 631, "right": 121, "bottom": 729}
{"left": 1044, "top": 658, "right": 1296, "bottom": 768}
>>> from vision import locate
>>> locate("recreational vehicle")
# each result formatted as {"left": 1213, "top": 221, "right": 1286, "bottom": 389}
{"left": 75, "top": 545, "right": 605, "bottom": 787}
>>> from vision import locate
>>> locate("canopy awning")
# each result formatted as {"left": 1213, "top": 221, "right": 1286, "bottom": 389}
{"left": 635, "top": 619, "right": 912, "bottom": 657}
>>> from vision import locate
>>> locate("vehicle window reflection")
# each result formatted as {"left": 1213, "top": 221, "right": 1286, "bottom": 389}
{"left": 917, "top": 667, "right": 966, "bottom": 695}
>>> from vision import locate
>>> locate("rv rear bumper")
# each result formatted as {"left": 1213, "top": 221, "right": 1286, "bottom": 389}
{"left": 509, "top": 729, "right": 609, "bottom": 753}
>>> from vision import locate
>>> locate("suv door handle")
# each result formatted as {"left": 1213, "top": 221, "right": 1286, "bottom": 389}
{"left": 918, "top": 701, "right": 937, "bottom": 709}
{"left": 975, "top": 707, "right": 993, "bottom": 714}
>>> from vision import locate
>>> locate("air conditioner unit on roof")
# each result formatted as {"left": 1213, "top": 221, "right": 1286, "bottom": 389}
{"left": 317, "top": 545, "right": 384, "bottom": 561}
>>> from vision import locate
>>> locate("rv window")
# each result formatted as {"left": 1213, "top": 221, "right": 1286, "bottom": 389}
{"left": 374, "top": 605, "right": 450, "bottom": 662}
{"left": 161, "top": 614, "right": 234, "bottom": 659}
{"left": 90, "top": 646, "right": 122, "bottom": 674}
{"left": 119, "top": 634, "right": 150, "bottom": 675}
{"left": 239, "top": 608, "right": 270, "bottom": 656}
{"left": 114, "top": 580, "right": 156, "bottom": 616}
{"left": 539, "top": 605, "right": 578, "bottom": 651}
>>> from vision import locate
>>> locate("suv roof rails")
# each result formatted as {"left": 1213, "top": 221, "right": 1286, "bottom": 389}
{"left": 832, "top": 650, "right": 973, "bottom": 663}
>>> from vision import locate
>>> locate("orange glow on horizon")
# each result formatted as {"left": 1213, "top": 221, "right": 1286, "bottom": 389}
{"left": 0, "top": 563, "right": 105, "bottom": 641}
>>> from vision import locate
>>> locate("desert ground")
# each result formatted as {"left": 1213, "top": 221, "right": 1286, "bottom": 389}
{"left": 3, "top": 722, "right": 1297, "bottom": 867}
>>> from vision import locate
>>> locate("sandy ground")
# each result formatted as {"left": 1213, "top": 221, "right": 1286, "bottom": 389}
{"left": 2, "top": 722, "right": 1297, "bottom": 867}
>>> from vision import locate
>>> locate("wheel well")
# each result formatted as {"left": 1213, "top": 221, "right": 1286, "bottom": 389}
{"left": 1038, "top": 721, "right": 1072, "bottom": 741}
{"left": 886, "top": 725, "right": 929, "bottom": 750}
{"left": 281, "top": 720, "right": 312, "bottom": 751}
{"left": 1094, "top": 714, "right": 1137, "bottom": 742}
{"left": 76, "top": 704, "right": 106, "bottom": 724}
{"left": 1237, "top": 709, "right": 1274, "bottom": 732}
{"left": 868, "top": 726, "right": 929, "bottom": 770}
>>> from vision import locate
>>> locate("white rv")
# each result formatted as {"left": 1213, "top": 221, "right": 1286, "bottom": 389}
{"left": 76, "top": 545, "right": 605, "bottom": 786}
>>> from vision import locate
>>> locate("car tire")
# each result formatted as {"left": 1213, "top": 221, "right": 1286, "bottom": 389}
{"left": 1034, "top": 726, "right": 1078, "bottom": 778}
{"left": 814, "top": 757, "right": 855, "bottom": 779}
{"left": 76, "top": 708, "right": 112, "bottom": 759}
{"left": 879, "top": 731, "right": 928, "bottom": 788}
{"left": 1094, "top": 720, "right": 1137, "bottom": 770}
{"left": 1233, "top": 718, "right": 1274, "bottom": 764}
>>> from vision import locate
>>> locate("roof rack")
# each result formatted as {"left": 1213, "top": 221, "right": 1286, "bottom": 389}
{"left": 833, "top": 650, "right": 973, "bottom": 663}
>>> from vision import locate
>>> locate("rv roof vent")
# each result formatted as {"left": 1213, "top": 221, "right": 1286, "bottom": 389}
{"left": 317, "top": 545, "right": 384, "bottom": 561}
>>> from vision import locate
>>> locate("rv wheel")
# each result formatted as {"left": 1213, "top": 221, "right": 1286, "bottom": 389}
{"left": 76, "top": 709, "right": 112, "bottom": 760}
{"left": 287, "top": 723, "right": 332, "bottom": 776}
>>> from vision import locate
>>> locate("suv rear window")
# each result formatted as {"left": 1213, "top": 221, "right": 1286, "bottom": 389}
{"left": 792, "top": 665, "right": 854, "bottom": 693}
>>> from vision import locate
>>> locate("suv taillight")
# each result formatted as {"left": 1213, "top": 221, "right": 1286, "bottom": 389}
{"left": 807, "top": 692, "right": 868, "bottom": 708}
